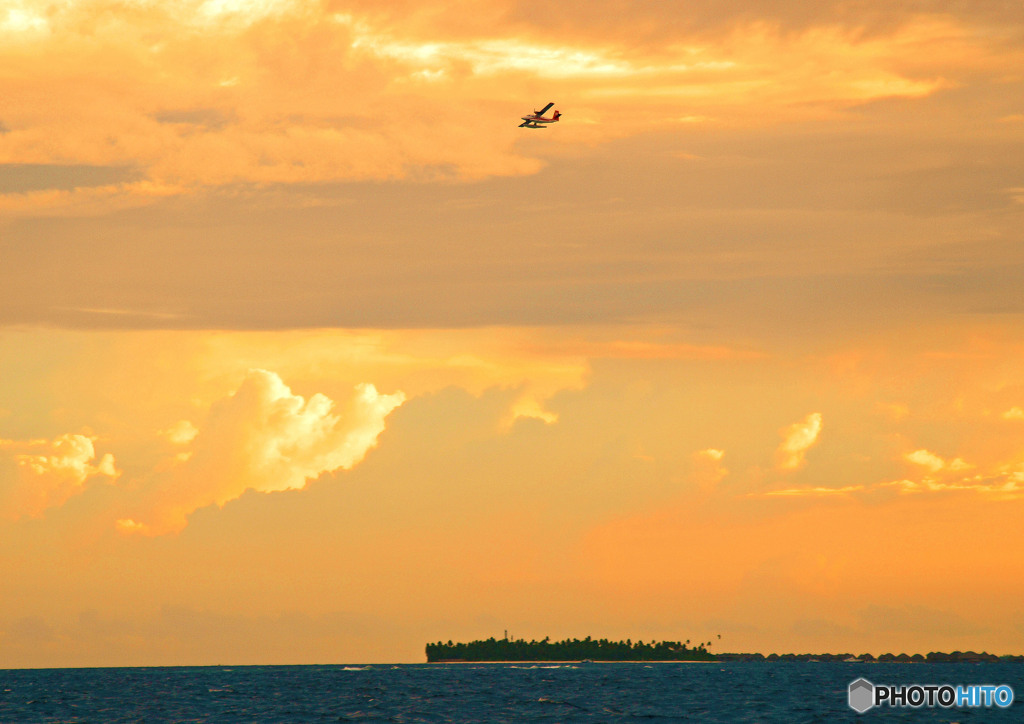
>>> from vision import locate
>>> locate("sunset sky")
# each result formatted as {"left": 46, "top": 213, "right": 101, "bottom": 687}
{"left": 3, "top": 0, "right": 1024, "bottom": 667}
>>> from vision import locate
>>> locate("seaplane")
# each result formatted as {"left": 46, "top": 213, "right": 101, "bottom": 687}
{"left": 519, "top": 102, "right": 561, "bottom": 129}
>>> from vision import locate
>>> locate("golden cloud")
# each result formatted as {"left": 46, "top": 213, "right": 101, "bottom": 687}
{"left": 758, "top": 456, "right": 1024, "bottom": 502}
{"left": 775, "top": 412, "right": 823, "bottom": 471}
{"left": 119, "top": 369, "right": 405, "bottom": 534}
{"left": 1, "top": 1, "right": 1005, "bottom": 214}
{"left": 881, "top": 471, "right": 1024, "bottom": 500}
{"left": 0, "top": 327, "right": 599, "bottom": 535}
{"left": 904, "top": 448, "right": 971, "bottom": 473}
{"left": 0, "top": 433, "right": 118, "bottom": 520}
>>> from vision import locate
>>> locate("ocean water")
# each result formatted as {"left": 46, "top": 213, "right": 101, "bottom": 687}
{"left": 1, "top": 662, "right": 1022, "bottom": 722}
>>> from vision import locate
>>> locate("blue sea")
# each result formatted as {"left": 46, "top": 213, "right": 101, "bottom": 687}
{"left": 2, "top": 662, "right": 1022, "bottom": 722}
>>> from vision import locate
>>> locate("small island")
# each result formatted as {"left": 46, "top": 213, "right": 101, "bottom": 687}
{"left": 426, "top": 637, "right": 1024, "bottom": 663}
{"left": 426, "top": 636, "right": 716, "bottom": 662}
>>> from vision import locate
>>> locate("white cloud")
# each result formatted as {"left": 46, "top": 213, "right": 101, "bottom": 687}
{"left": 904, "top": 449, "right": 970, "bottom": 473}
{"left": 161, "top": 420, "right": 199, "bottom": 445}
{"left": 121, "top": 369, "right": 404, "bottom": 534}
{"left": 0, "top": 433, "right": 118, "bottom": 520}
{"left": 775, "top": 413, "right": 822, "bottom": 471}
{"left": 1001, "top": 407, "right": 1024, "bottom": 420}
{"left": 904, "top": 448, "right": 945, "bottom": 473}
{"left": 197, "top": 0, "right": 304, "bottom": 25}
{"left": 0, "top": 3, "right": 49, "bottom": 35}
{"left": 698, "top": 448, "right": 725, "bottom": 461}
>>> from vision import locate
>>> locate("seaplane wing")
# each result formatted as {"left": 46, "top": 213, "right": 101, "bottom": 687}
{"left": 518, "top": 101, "right": 561, "bottom": 128}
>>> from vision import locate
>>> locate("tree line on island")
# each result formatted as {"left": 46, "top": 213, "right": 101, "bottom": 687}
{"left": 425, "top": 637, "right": 1024, "bottom": 663}
{"left": 426, "top": 636, "right": 716, "bottom": 662}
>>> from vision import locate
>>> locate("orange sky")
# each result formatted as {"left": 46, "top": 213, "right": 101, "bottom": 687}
{"left": 2, "top": 0, "right": 1024, "bottom": 666}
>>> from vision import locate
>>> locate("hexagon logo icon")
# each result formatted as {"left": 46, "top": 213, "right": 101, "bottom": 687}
{"left": 848, "top": 678, "right": 874, "bottom": 713}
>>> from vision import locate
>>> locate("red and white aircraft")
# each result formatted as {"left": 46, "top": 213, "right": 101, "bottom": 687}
{"left": 519, "top": 102, "right": 561, "bottom": 128}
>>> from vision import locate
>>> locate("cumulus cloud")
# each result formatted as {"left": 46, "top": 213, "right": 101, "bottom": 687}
{"left": 904, "top": 448, "right": 944, "bottom": 472}
{"left": 775, "top": 413, "right": 822, "bottom": 471}
{"left": 120, "top": 369, "right": 404, "bottom": 534}
{"left": 161, "top": 420, "right": 199, "bottom": 446}
{"left": 0, "top": 433, "right": 118, "bottom": 520}
{"left": 904, "top": 449, "right": 970, "bottom": 473}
